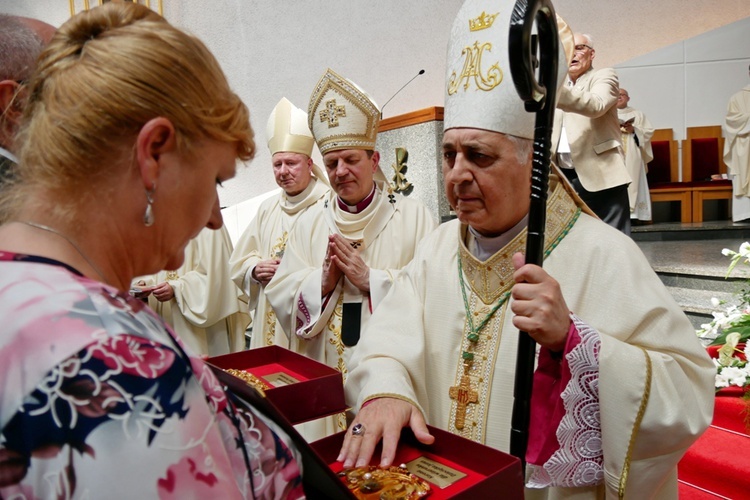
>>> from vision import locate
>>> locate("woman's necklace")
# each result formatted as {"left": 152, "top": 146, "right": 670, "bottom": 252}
{"left": 18, "top": 220, "right": 108, "bottom": 283}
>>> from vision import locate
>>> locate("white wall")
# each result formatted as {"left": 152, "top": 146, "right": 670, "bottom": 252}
{"left": 2, "top": 0, "right": 749, "bottom": 201}
{"left": 615, "top": 16, "right": 750, "bottom": 179}
{"left": 616, "top": 16, "right": 750, "bottom": 138}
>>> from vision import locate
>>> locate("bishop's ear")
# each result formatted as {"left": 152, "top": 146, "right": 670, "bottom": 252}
{"left": 370, "top": 150, "right": 381, "bottom": 171}
{"left": 0, "top": 80, "right": 25, "bottom": 129}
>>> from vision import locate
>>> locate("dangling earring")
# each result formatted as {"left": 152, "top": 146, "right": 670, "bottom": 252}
{"left": 144, "top": 183, "right": 156, "bottom": 227}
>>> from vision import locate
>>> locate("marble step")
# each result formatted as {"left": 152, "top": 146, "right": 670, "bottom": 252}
{"left": 654, "top": 270, "right": 745, "bottom": 330}
{"left": 665, "top": 284, "right": 739, "bottom": 330}
{"left": 633, "top": 222, "right": 750, "bottom": 330}
{"left": 631, "top": 220, "right": 750, "bottom": 242}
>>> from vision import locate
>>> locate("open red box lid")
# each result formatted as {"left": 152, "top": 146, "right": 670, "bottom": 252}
{"left": 311, "top": 426, "right": 524, "bottom": 499}
{"left": 208, "top": 345, "right": 347, "bottom": 425}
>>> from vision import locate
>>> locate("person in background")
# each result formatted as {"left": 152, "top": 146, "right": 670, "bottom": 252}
{"left": 135, "top": 223, "right": 251, "bottom": 357}
{"left": 553, "top": 33, "right": 632, "bottom": 235}
{"left": 229, "top": 97, "right": 329, "bottom": 349}
{"left": 0, "top": 3, "right": 302, "bottom": 498}
{"left": 0, "top": 14, "right": 55, "bottom": 191}
{"left": 617, "top": 87, "right": 655, "bottom": 222}
{"left": 265, "top": 68, "right": 436, "bottom": 440}
{"left": 724, "top": 64, "right": 750, "bottom": 222}
{"left": 339, "top": 1, "right": 714, "bottom": 497}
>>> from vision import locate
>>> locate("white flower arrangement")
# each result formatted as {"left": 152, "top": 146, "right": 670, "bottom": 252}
{"left": 712, "top": 332, "right": 750, "bottom": 389}
{"left": 697, "top": 243, "right": 750, "bottom": 391}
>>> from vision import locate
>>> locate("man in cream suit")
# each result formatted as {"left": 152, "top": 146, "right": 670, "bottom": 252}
{"left": 553, "top": 33, "right": 631, "bottom": 235}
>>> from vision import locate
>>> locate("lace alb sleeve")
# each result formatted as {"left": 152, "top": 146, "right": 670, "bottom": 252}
{"left": 527, "top": 313, "right": 603, "bottom": 488}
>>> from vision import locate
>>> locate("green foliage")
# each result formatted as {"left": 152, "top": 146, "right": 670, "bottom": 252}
{"left": 709, "top": 327, "right": 750, "bottom": 347}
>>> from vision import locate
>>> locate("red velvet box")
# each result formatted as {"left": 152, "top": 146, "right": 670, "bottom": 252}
{"left": 208, "top": 345, "right": 347, "bottom": 425}
{"left": 310, "top": 426, "right": 524, "bottom": 499}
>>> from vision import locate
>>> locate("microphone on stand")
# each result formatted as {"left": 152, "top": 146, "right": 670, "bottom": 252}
{"left": 380, "top": 69, "right": 425, "bottom": 119}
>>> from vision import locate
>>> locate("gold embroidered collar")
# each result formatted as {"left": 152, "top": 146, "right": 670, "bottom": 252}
{"left": 458, "top": 180, "right": 580, "bottom": 304}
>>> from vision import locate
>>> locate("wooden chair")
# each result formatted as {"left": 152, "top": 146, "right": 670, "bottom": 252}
{"left": 681, "top": 125, "right": 732, "bottom": 223}
{"left": 648, "top": 128, "right": 692, "bottom": 222}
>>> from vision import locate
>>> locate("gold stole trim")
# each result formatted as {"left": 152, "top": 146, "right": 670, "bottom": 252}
{"left": 263, "top": 231, "right": 289, "bottom": 346}
{"left": 264, "top": 310, "right": 277, "bottom": 346}
{"left": 449, "top": 300, "right": 509, "bottom": 442}
{"left": 270, "top": 231, "right": 288, "bottom": 260}
{"left": 618, "top": 347, "right": 652, "bottom": 498}
{"left": 326, "top": 293, "right": 347, "bottom": 379}
{"left": 449, "top": 180, "right": 580, "bottom": 443}
{"left": 326, "top": 294, "right": 349, "bottom": 432}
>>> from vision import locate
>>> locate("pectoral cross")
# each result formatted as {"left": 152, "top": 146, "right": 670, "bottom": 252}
{"left": 319, "top": 99, "right": 346, "bottom": 128}
{"left": 449, "top": 374, "right": 478, "bottom": 430}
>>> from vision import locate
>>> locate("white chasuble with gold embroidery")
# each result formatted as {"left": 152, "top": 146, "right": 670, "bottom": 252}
{"left": 346, "top": 179, "right": 714, "bottom": 498}
{"left": 265, "top": 182, "right": 436, "bottom": 441}
{"left": 229, "top": 177, "right": 329, "bottom": 349}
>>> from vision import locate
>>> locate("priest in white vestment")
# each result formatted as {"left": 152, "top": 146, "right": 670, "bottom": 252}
{"left": 724, "top": 66, "right": 750, "bottom": 222}
{"left": 134, "top": 225, "right": 250, "bottom": 356}
{"left": 339, "top": 2, "right": 715, "bottom": 498}
{"left": 229, "top": 97, "right": 329, "bottom": 349}
{"left": 265, "top": 69, "right": 437, "bottom": 440}
{"left": 617, "top": 88, "right": 654, "bottom": 221}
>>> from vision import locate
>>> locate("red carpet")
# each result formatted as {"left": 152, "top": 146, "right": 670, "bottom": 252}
{"left": 678, "top": 388, "right": 749, "bottom": 499}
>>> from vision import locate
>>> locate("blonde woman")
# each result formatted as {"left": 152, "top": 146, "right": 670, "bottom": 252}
{"left": 0, "top": 3, "right": 301, "bottom": 498}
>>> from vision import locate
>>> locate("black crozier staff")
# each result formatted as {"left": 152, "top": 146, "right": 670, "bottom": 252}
{"left": 507, "top": 0, "right": 560, "bottom": 466}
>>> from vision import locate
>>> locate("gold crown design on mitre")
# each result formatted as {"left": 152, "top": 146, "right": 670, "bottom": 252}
{"left": 469, "top": 11, "right": 499, "bottom": 31}
{"left": 308, "top": 68, "right": 380, "bottom": 155}
{"left": 445, "top": 0, "right": 567, "bottom": 140}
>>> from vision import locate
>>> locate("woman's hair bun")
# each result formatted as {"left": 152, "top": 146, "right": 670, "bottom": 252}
{"left": 57, "top": 2, "right": 163, "bottom": 57}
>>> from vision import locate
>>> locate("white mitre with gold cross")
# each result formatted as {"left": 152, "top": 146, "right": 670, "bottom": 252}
{"left": 308, "top": 68, "right": 380, "bottom": 155}
{"left": 267, "top": 96, "right": 329, "bottom": 186}
{"left": 444, "top": 0, "right": 567, "bottom": 139}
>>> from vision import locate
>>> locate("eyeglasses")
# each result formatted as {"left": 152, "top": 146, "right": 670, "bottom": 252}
{"left": 574, "top": 44, "right": 593, "bottom": 53}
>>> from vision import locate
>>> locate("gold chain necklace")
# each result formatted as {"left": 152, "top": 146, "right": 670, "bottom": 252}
{"left": 18, "top": 220, "right": 107, "bottom": 283}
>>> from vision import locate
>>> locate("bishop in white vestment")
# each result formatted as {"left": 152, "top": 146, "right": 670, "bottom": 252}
{"left": 339, "top": 2, "right": 714, "bottom": 497}
{"left": 229, "top": 98, "right": 329, "bottom": 349}
{"left": 265, "top": 69, "right": 437, "bottom": 440}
